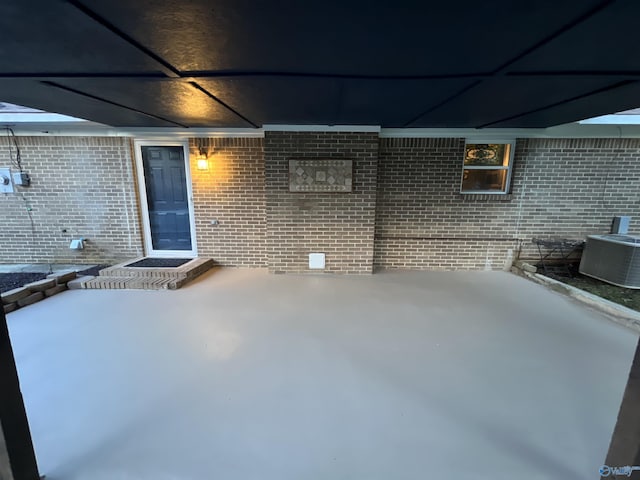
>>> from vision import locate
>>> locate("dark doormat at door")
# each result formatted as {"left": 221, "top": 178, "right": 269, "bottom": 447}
{"left": 125, "top": 258, "right": 192, "bottom": 268}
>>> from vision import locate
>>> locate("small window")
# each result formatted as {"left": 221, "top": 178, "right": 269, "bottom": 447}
{"left": 461, "top": 141, "right": 514, "bottom": 194}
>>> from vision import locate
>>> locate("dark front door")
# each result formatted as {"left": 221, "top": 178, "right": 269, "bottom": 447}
{"left": 141, "top": 146, "right": 192, "bottom": 251}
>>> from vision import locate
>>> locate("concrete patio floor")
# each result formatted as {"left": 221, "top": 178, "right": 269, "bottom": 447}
{"left": 6, "top": 268, "right": 638, "bottom": 480}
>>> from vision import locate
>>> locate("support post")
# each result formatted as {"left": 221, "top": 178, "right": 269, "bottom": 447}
{"left": 0, "top": 308, "right": 40, "bottom": 480}
{"left": 602, "top": 338, "right": 640, "bottom": 478}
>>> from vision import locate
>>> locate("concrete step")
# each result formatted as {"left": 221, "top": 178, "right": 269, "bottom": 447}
{"left": 99, "top": 257, "right": 214, "bottom": 279}
{"left": 67, "top": 275, "right": 96, "bottom": 290}
{"left": 80, "top": 257, "right": 215, "bottom": 290}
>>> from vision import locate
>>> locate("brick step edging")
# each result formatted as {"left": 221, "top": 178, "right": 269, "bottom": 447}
{"left": 2, "top": 270, "right": 78, "bottom": 314}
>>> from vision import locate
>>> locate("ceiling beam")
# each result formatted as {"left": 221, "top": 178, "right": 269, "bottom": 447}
{"left": 490, "top": 0, "right": 615, "bottom": 75}
{"left": 188, "top": 82, "right": 259, "bottom": 128}
{"left": 67, "top": 0, "right": 181, "bottom": 78}
{"left": 402, "top": 81, "right": 483, "bottom": 127}
{"left": 41, "top": 81, "right": 188, "bottom": 127}
{"left": 65, "top": 0, "right": 266, "bottom": 128}
{"left": 477, "top": 80, "right": 638, "bottom": 128}
{"left": 66, "top": 0, "right": 186, "bottom": 79}
{"left": 5, "top": 70, "right": 640, "bottom": 81}
{"left": 0, "top": 72, "right": 170, "bottom": 79}
{"left": 404, "top": 0, "right": 618, "bottom": 127}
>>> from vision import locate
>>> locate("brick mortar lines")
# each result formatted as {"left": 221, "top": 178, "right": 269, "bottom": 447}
{"left": 264, "top": 132, "right": 378, "bottom": 274}
{"left": 1, "top": 135, "right": 638, "bottom": 272}
{"left": 0, "top": 136, "right": 144, "bottom": 264}
{"left": 374, "top": 137, "right": 640, "bottom": 270}
{"left": 189, "top": 137, "right": 267, "bottom": 267}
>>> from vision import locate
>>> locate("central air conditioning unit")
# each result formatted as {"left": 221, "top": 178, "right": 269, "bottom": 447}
{"left": 579, "top": 234, "right": 640, "bottom": 288}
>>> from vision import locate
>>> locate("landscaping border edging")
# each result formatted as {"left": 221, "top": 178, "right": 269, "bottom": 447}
{"left": 512, "top": 262, "right": 640, "bottom": 334}
{"left": 1, "top": 270, "right": 78, "bottom": 314}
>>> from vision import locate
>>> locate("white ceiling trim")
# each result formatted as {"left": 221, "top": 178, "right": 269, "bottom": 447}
{"left": 263, "top": 125, "right": 382, "bottom": 133}
{"left": 380, "top": 124, "right": 640, "bottom": 138}
{"left": 3, "top": 124, "right": 265, "bottom": 138}
{"left": 5, "top": 122, "right": 640, "bottom": 138}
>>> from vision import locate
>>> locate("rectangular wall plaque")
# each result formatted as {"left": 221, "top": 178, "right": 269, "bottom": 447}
{"left": 289, "top": 159, "right": 353, "bottom": 192}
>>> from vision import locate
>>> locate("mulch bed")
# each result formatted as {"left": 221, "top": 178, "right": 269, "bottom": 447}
{"left": 0, "top": 273, "right": 49, "bottom": 294}
{"left": 546, "top": 271, "right": 640, "bottom": 312}
{"left": 0, "top": 265, "right": 109, "bottom": 294}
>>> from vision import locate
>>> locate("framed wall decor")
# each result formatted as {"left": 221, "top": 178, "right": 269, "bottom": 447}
{"left": 289, "top": 159, "right": 353, "bottom": 192}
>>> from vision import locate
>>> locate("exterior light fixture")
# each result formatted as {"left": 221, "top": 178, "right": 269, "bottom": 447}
{"left": 197, "top": 157, "right": 209, "bottom": 170}
{"left": 195, "top": 138, "right": 214, "bottom": 170}
{"left": 196, "top": 147, "right": 209, "bottom": 170}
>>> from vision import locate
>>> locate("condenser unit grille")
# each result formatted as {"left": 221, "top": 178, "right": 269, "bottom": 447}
{"left": 579, "top": 234, "right": 640, "bottom": 288}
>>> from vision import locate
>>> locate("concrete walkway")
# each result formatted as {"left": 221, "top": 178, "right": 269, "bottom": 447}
{"left": 6, "top": 269, "right": 638, "bottom": 480}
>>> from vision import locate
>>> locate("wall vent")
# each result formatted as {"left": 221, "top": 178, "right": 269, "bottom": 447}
{"left": 309, "top": 253, "right": 325, "bottom": 269}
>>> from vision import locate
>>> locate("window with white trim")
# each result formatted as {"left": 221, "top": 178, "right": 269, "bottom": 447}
{"left": 461, "top": 141, "right": 514, "bottom": 194}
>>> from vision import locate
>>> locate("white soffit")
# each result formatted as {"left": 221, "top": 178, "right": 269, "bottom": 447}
{"left": 263, "top": 125, "right": 381, "bottom": 133}
{"left": 4, "top": 123, "right": 640, "bottom": 138}
{"left": 380, "top": 124, "right": 640, "bottom": 138}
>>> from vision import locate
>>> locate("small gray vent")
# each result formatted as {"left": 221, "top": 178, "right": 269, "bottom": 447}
{"left": 579, "top": 235, "right": 640, "bottom": 288}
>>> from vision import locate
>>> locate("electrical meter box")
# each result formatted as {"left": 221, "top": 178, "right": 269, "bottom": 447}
{"left": 0, "top": 167, "right": 14, "bottom": 194}
{"left": 12, "top": 172, "right": 30, "bottom": 186}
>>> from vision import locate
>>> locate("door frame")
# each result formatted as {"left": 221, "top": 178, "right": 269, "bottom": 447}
{"left": 133, "top": 139, "right": 198, "bottom": 258}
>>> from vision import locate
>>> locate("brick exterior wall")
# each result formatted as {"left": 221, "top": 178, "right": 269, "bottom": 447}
{"left": 1, "top": 134, "right": 638, "bottom": 272}
{"left": 0, "top": 136, "right": 143, "bottom": 264}
{"left": 513, "top": 138, "right": 640, "bottom": 259}
{"left": 189, "top": 137, "right": 267, "bottom": 267}
{"left": 375, "top": 137, "right": 640, "bottom": 270}
{"left": 264, "top": 132, "right": 378, "bottom": 274}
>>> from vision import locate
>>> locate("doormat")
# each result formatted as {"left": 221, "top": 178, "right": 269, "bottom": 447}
{"left": 125, "top": 258, "right": 192, "bottom": 268}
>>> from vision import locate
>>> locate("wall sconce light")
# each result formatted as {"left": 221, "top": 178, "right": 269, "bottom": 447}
{"left": 197, "top": 158, "right": 209, "bottom": 171}
{"left": 195, "top": 138, "right": 215, "bottom": 170}
{"left": 196, "top": 148, "right": 209, "bottom": 170}
{"left": 197, "top": 159, "right": 209, "bottom": 170}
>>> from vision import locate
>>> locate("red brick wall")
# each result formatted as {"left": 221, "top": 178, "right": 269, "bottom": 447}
{"left": 264, "top": 132, "right": 378, "bottom": 274}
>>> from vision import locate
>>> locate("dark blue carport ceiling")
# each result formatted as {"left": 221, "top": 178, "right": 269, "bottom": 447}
{"left": 0, "top": 0, "right": 639, "bottom": 128}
